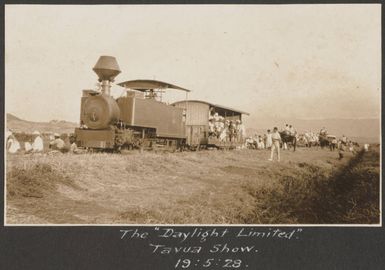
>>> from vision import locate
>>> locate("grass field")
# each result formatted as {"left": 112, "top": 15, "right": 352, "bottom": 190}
{"left": 5, "top": 146, "right": 380, "bottom": 225}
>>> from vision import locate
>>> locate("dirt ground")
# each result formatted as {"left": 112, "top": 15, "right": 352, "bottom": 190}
{"left": 5, "top": 146, "right": 370, "bottom": 225}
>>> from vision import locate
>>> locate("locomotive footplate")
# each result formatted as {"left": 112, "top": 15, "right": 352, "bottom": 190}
{"left": 75, "top": 128, "right": 115, "bottom": 149}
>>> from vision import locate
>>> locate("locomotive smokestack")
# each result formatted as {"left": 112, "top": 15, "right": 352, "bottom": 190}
{"left": 93, "top": 56, "right": 121, "bottom": 96}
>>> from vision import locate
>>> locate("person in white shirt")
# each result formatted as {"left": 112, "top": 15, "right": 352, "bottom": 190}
{"left": 268, "top": 127, "right": 282, "bottom": 161}
{"left": 24, "top": 142, "right": 33, "bottom": 153}
{"left": 238, "top": 120, "right": 246, "bottom": 143}
{"left": 266, "top": 129, "right": 272, "bottom": 149}
{"left": 258, "top": 136, "right": 265, "bottom": 149}
{"left": 341, "top": 135, "right": 348, "bottom": 145}
{"left": 32, "top": 131, "right": 44, "bottom": 152}
{"left": 50, "top": 133, "right": 66, "bottom": 152}
{"left": 289, "top": 125, "right": 296, "bottom": 136}
{"left": 320, "top": 127, "right": 327, "bottom": 136}
{"left": 284, "top": 124, "right": 290, "bottom": 134}
{"left": 245, "top": 137, "right": 254, "bottom": 149}
{"left": 7, "top": 133, "right": 20, "bottom": 154}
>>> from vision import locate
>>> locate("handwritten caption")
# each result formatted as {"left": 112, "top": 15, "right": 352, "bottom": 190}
{"left": 120, "top": 227, "right": 303, "bottom": 269}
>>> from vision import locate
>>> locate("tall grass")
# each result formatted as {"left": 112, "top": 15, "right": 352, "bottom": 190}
{"left": 6, "top": 148, "right": 380, "bottom": 224}
{"left": 243, "top": 149, "right": 380, "bottom": 224}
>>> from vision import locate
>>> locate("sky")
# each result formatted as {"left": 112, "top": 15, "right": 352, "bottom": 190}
{"left": 5, "top": 4, "right": 381, "bottom": 128}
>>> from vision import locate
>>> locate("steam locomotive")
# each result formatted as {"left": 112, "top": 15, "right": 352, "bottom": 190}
{"left": 75, "top": 56, "right": 248, "bottom": 151}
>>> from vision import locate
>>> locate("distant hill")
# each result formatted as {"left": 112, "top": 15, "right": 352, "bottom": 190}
{"left": 6, "top": 113, "right": 78, "bottom": 134}
{"left": 245, "top": 118, "right": 380, "bottom": 144}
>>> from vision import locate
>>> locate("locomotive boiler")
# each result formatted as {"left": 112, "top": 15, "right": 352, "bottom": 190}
{"left": 74, "top": 56, "right": 188, "bottom": 151}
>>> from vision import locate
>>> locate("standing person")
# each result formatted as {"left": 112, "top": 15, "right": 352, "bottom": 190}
{"left": 269, "top": 127, "right": 282, "bottom": 161}
{"left": 235, "top": 120, "right": 241, "bottom": 142}
{"left": 238, "top": 120, "right": 246, "bottom": 143}
{"left": 338, "top": 139, "right": 345, "bottom": 160}
{"left": 320, "top": 127, "right": 327, "bottom": 136}
{"left": 341, "top": 135, "right": 348, "bottom": 145}
{"left": 32, "top": 131, "right": 44, "bottom": 152}
{"left": 224, "top": 120, "right": 230, "bottom": 142}
{"left": 348, "top": 141, "right": 355, "bottom": 154}
{"left": 228, "top": 120, "right": 236, "bottom": 142}
{"left": 266, "top": 129, "right": 272, "bottom": 149}
{"left": 330, "top": 137, "right": 337, "bottom": 151}
{"left": 259, "top": 136, "right": 265, "bottom": 149}
{"left": 208, "top": 118, "right": 215, "bottom": 137}
{"left": 284, "top": 124, "right": 290, "bottom": 134}
{"left": 289, "top": 125, "right": 296, "bottom": 136}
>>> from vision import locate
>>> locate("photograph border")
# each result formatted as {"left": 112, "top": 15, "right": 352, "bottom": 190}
{"left": 1, "top": 1, "right": 384, "bottom": 269}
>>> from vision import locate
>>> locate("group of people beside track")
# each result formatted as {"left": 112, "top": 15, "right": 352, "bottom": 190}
{"left": 208, "top": 113, "right": 246, "bottom": 143}
{"left": 6, "top": 124, "right": 367, "bottom": 159}
{"left": 6, "top": 129, "right": 78, "bottom": 154}
{"left": 245, "top": 125, "right": 365, "bottom": 162}
{"left": 246, "top": 124, "right": 297, "bottom": 150}
{"left": 245, "top": 125, "right": 294, "bottom": 162}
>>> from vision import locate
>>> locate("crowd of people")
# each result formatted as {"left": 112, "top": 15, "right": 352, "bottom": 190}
{"left": 244, "top": 125, "right": 364, "bottom": 162}
{"left": 6, "top": 129, "right": 78, "bottom": 154}
{"left": 208, "top": 113, "right": 246, "bottom": 143}
{"left": 245, "top": 124, "right": 297, "bottom": 150}
{"left": 245, "top": 127, "right": 283, "bottom": 161}
{"left": 6, "top": 123, "right": 367, "bottom": 160}
{"left": 6, "top": 130, "right": 44, "bottom": 154}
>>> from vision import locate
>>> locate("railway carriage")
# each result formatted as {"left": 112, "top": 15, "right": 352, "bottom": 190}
{"left": 172, "top": 100, "right": 249, "bottom": 149}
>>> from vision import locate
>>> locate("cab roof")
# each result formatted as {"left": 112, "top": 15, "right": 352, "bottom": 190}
{"left": 117, "top": 79, "right": 191, "bottom": 92}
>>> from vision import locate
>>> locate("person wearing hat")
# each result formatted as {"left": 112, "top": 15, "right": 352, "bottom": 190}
{"left": 341, "top": 134, "right": 347, "bottom": 145}
{"left": 6, "top": 130, "right": 20, "bottom": 154}
{"left": 228, "top": 120, "right": 236, "bottom": 142}
{"left": 49, "top": 133, "right": 66, "bottom": 152}
{"left": 32, "top": 130, "right": 44, "bottom": 152}
{"left": 235, "top": 120, "right": 241, "bottom": 142}
{"left": 289, "top": 125, "right": 296, "bottom": 136}
{"left": 320, "top": 127, "right": 327, "bottom": 136}
{"left": 216, "top": 117, "right": 224, "bottom": 138}
{"left": 239, "top": 120, "right": 246, "bottom": 143}
{"left": 284, "top": 124, "right": 290, "bottom": 135}
{"left": 208, "top": 118, "right": 215, "bottom": 137}
{"left": 268, "top": 127, "right": 282, "bottom": 162}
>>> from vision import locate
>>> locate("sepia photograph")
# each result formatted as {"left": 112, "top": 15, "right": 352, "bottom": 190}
{"left": 4, "top": 4, "right": 381, "bottom": 225}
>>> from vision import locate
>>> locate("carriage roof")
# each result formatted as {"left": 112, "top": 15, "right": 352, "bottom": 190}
{"left": 172, "top": 100, "right": 249, "bottom": 116}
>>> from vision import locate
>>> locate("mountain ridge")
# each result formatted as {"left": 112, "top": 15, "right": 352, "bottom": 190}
{"left": 6, "top": 113, "right": 78, "bottom": 134}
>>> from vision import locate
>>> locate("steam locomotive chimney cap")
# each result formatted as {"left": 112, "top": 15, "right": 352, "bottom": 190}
{"left": 93, "top": 56, "right": 121, "bottom": 81}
